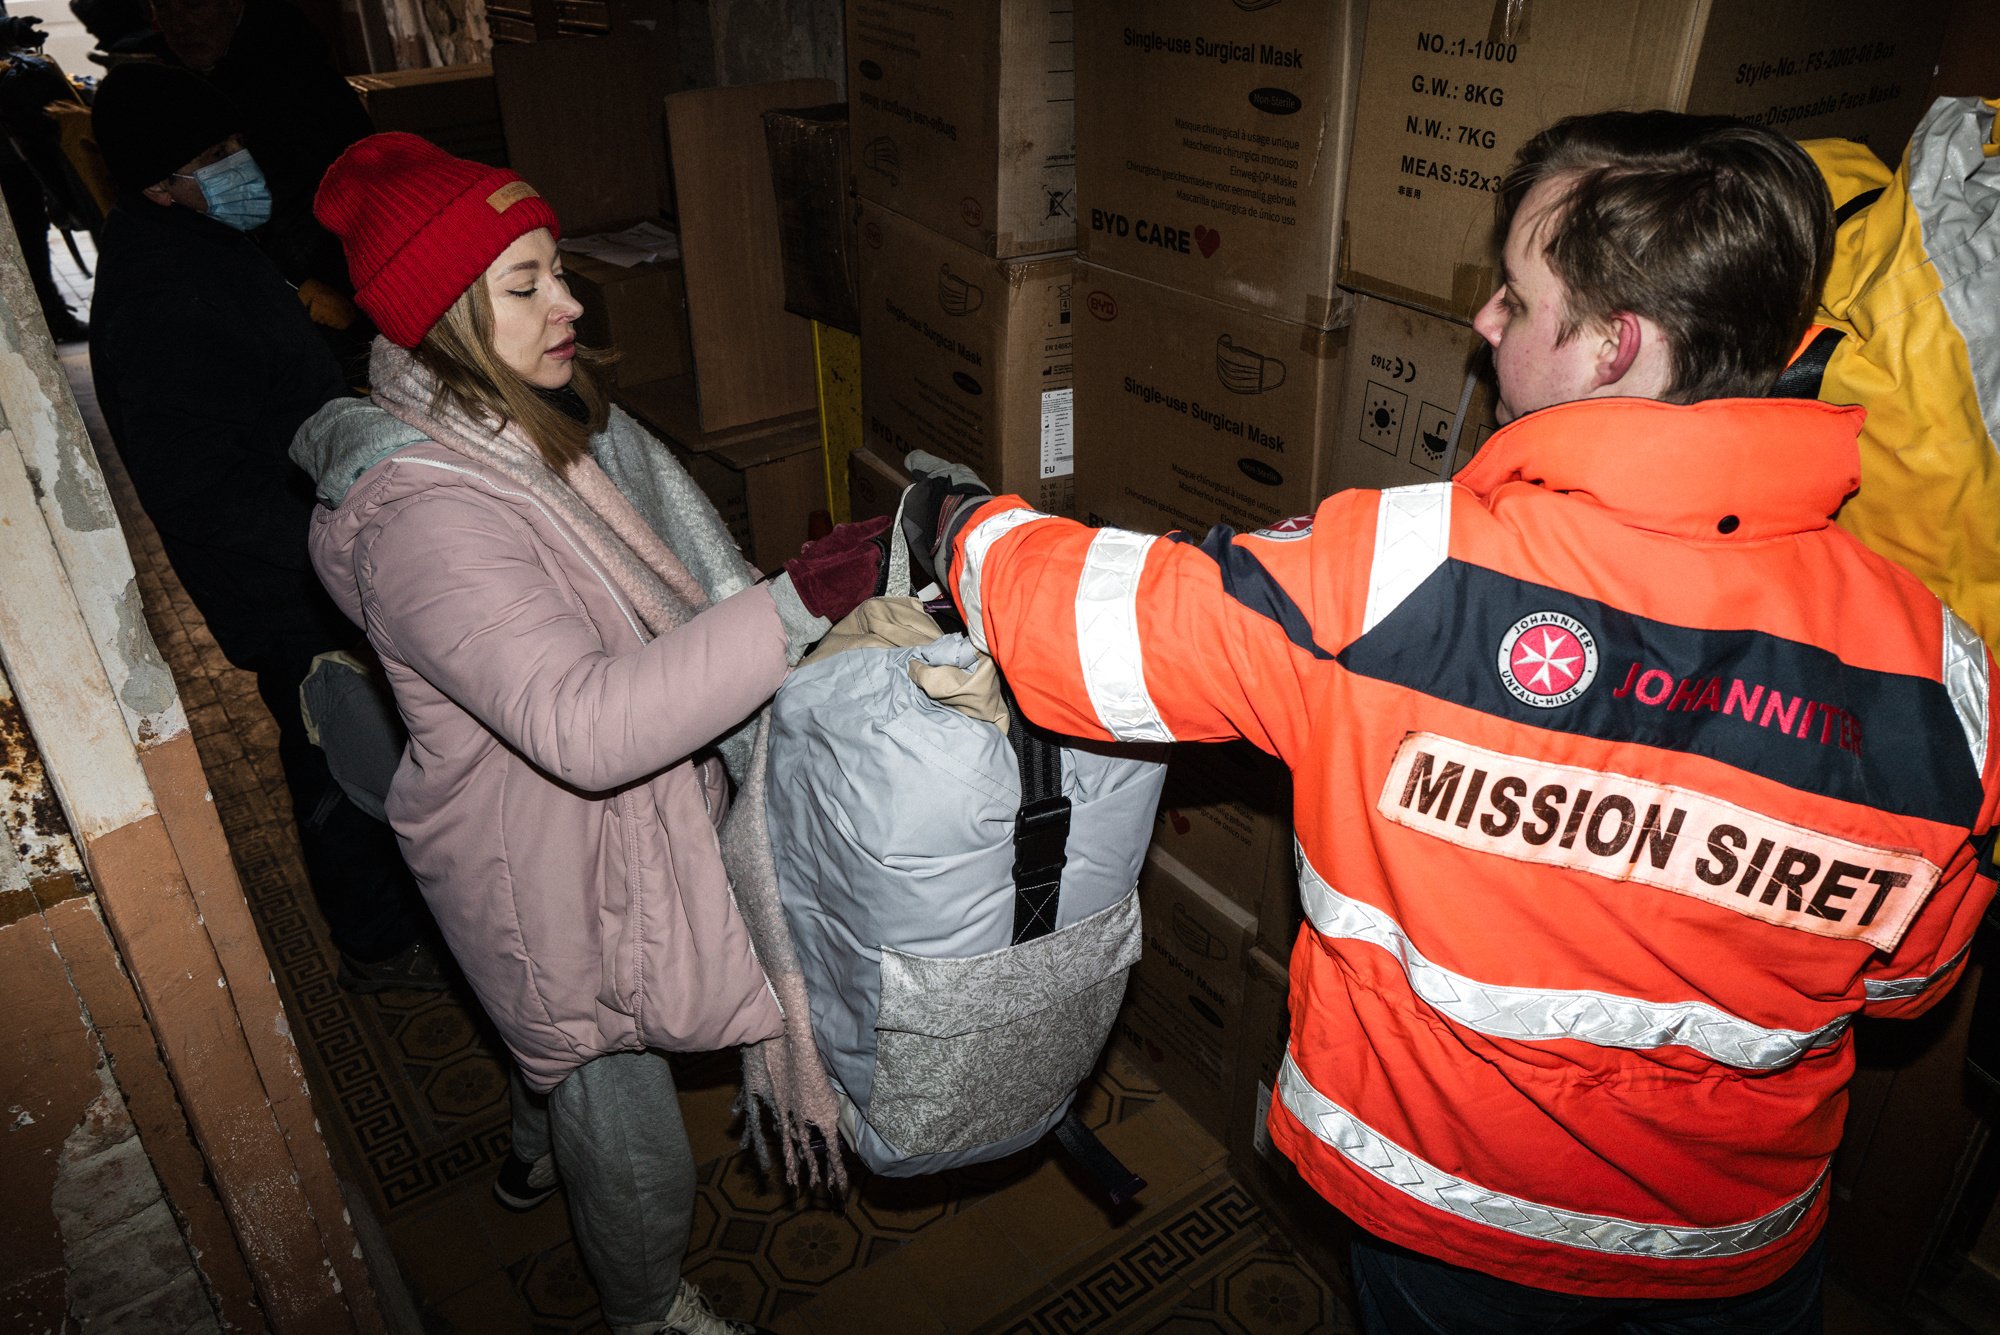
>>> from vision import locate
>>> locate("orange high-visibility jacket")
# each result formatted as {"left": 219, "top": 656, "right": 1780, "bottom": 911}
{"left": 943, "top": 396, "right": 2000, "bottom": 1299}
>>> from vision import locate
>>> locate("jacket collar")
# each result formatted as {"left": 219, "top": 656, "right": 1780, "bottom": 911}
{"left": 1450, "top": 396, "right": 1865, "bottom": 541}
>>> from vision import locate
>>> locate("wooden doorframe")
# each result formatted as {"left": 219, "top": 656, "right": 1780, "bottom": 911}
{"left": 0, "top": 181, "right": 385, "bottom": 1333}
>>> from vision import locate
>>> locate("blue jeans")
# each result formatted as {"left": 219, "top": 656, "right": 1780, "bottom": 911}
{"left": 1350, "top": 1231, "right": 1826, "bottom": 1335}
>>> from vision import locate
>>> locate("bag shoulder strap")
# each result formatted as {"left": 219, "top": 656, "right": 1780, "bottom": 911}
{"left": 1833, "top": 185, "right": 1885, "bottom": 229}
{"left": 1052, "top": 1108, "right": 1147, "bottom": 1207}
{"left": 1771, "top": 325, "right": 1846, "bottom": 401}
{"left": 1005, "top": 690, "right": 1070, "bottom": 943}
{"left": 1000, "top": 695, "right": 1147, "bottom": 1206}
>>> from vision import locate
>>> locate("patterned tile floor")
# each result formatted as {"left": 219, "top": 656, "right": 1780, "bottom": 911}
{"left": 46, "top": 228, "right": 1959, "bottom": 1335}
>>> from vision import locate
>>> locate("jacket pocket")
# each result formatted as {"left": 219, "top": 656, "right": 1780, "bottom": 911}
{"left": 866, "top": 890, "right": 1141, "bottom": 1157}
{"left": 695, "top": 752, "right": 730, "bottom": 829}
{"left": 597, "top": 786, "right": 645, "bottom": 1018}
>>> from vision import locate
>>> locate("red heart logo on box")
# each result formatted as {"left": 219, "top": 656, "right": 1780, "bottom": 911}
{"left": 1194, "top": 225, "right": 1221, "bottom": 258}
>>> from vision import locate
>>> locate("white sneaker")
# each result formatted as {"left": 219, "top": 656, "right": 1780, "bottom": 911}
{"left": 656, "top": 1280, "right": 766, "bottom": 1335}
{"left": 491, "top": 1151, "right": 558, "bottom": 1211}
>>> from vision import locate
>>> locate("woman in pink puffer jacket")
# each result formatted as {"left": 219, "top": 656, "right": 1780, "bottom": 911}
{"left": 292, "top": 132, "right": 884, "bottom": 1335}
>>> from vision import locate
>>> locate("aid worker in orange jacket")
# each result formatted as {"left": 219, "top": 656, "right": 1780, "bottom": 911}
{"left": 902, "top": 110, "right": 2000, "bottom": 1333}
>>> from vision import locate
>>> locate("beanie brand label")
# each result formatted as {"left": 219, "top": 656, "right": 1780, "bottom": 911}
{"left": 487, "top": 181, "right": 540, "bottom": 212}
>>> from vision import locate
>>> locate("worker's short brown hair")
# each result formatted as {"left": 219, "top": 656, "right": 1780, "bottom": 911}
{"left": 1501, "top": 111, "right": 1833, "bottom": 402}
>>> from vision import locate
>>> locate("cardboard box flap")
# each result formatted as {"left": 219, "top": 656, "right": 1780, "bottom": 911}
{"left": 763, "top": 103, "right": 861, "bottom": 332}
{"left": 616, "top": 376, "right": 817, "bottom": 454}
{"left": 493, "top": 32, "right": 675, "bottom": 233}
{"left": 667, "top": 78, "right": 837, "bottom": 433}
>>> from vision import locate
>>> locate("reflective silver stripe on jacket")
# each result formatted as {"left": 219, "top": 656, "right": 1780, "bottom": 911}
{"left": 956, "top": 506, "right": 1053, "bottom": 654}
{"left": 1363, "top": 484, "right": 1453, "bottom": 633}
{"left": 1943, "top": 607, "right": 1989, "bottom": 776}
{"left": 1865, "top": 940, "right": 1974, "bottom": 1002}
{"left": 1277, "top": 1051, "right": 1827, "bottom": 1257}
{"left": 1296, "top": 848, "right": 1849, "bottom": 1070}
{"left": 1075, "top": 529, "right": 1174, "bottom": 743}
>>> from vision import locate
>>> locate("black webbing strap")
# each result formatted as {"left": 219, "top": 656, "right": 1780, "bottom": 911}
{"left": 1770, "top": 325, "right": 1845, "bottom": 401}
{"left": 1051, "top": 1108, "right": 1147, "bottom": 1207}
{"left": 1760, "top": 188, "right": 1878, "bottom": 402}
{"left": 1005, "top": 690, "right": 1071, "bottom": 944}
{"left": 1834, "top": 186, "right": 1885, "bottom": 229}
{"left": 997, "top": 690, "right": 1142, "bottom": 1206}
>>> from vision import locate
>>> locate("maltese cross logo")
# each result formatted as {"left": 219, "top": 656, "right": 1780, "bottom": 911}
{"left": 1497, "top": 613, "right": 1599, "bottom": 708}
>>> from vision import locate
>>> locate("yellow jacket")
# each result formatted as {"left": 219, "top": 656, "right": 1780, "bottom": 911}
{"left": 1806, "top": 97, "right": 2000, "bottom": 649}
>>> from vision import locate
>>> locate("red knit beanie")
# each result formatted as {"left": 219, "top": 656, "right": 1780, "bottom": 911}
{"left": 315, "top": 132, "right": 561, "bottom": 348}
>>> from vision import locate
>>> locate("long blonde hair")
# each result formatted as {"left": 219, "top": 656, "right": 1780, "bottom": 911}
{"left": 412, "top": 277, "right": 618, "bottom": 469}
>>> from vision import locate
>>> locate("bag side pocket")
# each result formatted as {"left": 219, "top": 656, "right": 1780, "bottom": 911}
{"left": 867, "top": 890, "right": 1141, "bottom": 1156}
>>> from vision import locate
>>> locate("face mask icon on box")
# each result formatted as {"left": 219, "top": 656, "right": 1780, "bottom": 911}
{"left": 938, "top": 263, "right": 984, "bottom": 316}
{"left": 863, "top": 135, "right": 901, "bottom": 185}
{"left": 1171, "top": 901, "right": 1231, "bottom": 961}
{"left": 1216, "top": 333, "right": 1285, "bottom": 394}
{"left": 180, "top": 149, "right": 273, "bottom": 232}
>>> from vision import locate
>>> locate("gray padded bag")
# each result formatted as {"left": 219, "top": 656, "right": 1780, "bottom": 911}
{"left": 766, "top": 592, "right": 1165, "bottom": 1178}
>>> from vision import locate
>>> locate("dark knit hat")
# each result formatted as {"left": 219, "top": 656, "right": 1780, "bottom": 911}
{"left": 91, "top": 63, "right": 238, "bottom": 196}
{"left": 314, "top": 131, "right": 561, "bottom": 348}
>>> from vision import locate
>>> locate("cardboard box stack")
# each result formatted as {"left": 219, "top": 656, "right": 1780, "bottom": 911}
{"left": 847, "top": 0, "right": 1080, "bottom": 516}
{"left": 1151, "top": 741, "right": 1299, "bottom": 955}
{"left": 348, "top": 64, "right": 507, "bottom": 167}
{"left": 1070, "top": 1, "right": 1368, "bottom": 536}
{"left": 492, "top": 33, "right": 686, "bottom": 386}
{"left": 1114, "top": 849, "right": 1260, "bottom": 1143}
{"left": 492, "top": 36, "right": 829, "bottom": 570}
{"left": 487, "top": 0, "right": 663, "bottom": 44}
{"left": 1227, "top": 945, "right": 1353, "bottom": 1284}
{"left": 1340, "top": 0, "right": 1951, "bottom": 321}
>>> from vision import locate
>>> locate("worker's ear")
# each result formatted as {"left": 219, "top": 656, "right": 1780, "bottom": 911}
{"left": 1593, "top": 311, "right": 1644, "bottom": 389}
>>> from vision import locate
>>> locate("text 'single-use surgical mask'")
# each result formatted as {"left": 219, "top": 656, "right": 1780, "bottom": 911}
{"left": 183, "top": 149, "right": 273, "bottom": 232}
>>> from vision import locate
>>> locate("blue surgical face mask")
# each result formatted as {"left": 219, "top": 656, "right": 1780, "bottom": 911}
{"left": 180, "top": 148, "right": 272, "bottom": 231}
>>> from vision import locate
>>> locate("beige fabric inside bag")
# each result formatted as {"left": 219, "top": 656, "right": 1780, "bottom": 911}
{"left": 801, "top": 596, "right": 1009, "bottom": 734}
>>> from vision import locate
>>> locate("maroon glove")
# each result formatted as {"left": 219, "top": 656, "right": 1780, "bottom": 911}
{"left": 783, "top": 515, "right": 893, "bottom": 622}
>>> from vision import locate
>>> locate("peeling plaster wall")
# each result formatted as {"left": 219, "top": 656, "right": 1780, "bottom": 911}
{"left": 0, "top": 674, "right": 85, "bottom": 902}
{"left": 53, "top": 1073, "right": 220, "bottom": 1332}
{"left": 1, "top": 669, "right": 222, "bottom": 1332}
{"left": 0, "top": 229, "right": 186, "bottom": 755}
{"left": 2, "top": 168, "right": 380, "bottom": 1331}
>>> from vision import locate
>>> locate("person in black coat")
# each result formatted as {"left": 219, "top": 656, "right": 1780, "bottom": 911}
{"left": 148, "top": 0, "right": 376, "bottom": 381}
{"left": 88, "top": 62, "right": 442, "bottom": 992}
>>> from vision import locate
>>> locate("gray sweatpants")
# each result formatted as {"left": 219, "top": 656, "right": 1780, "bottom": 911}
{"left": 510, "top": 1051, "right": 697, "bottom": 1331}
